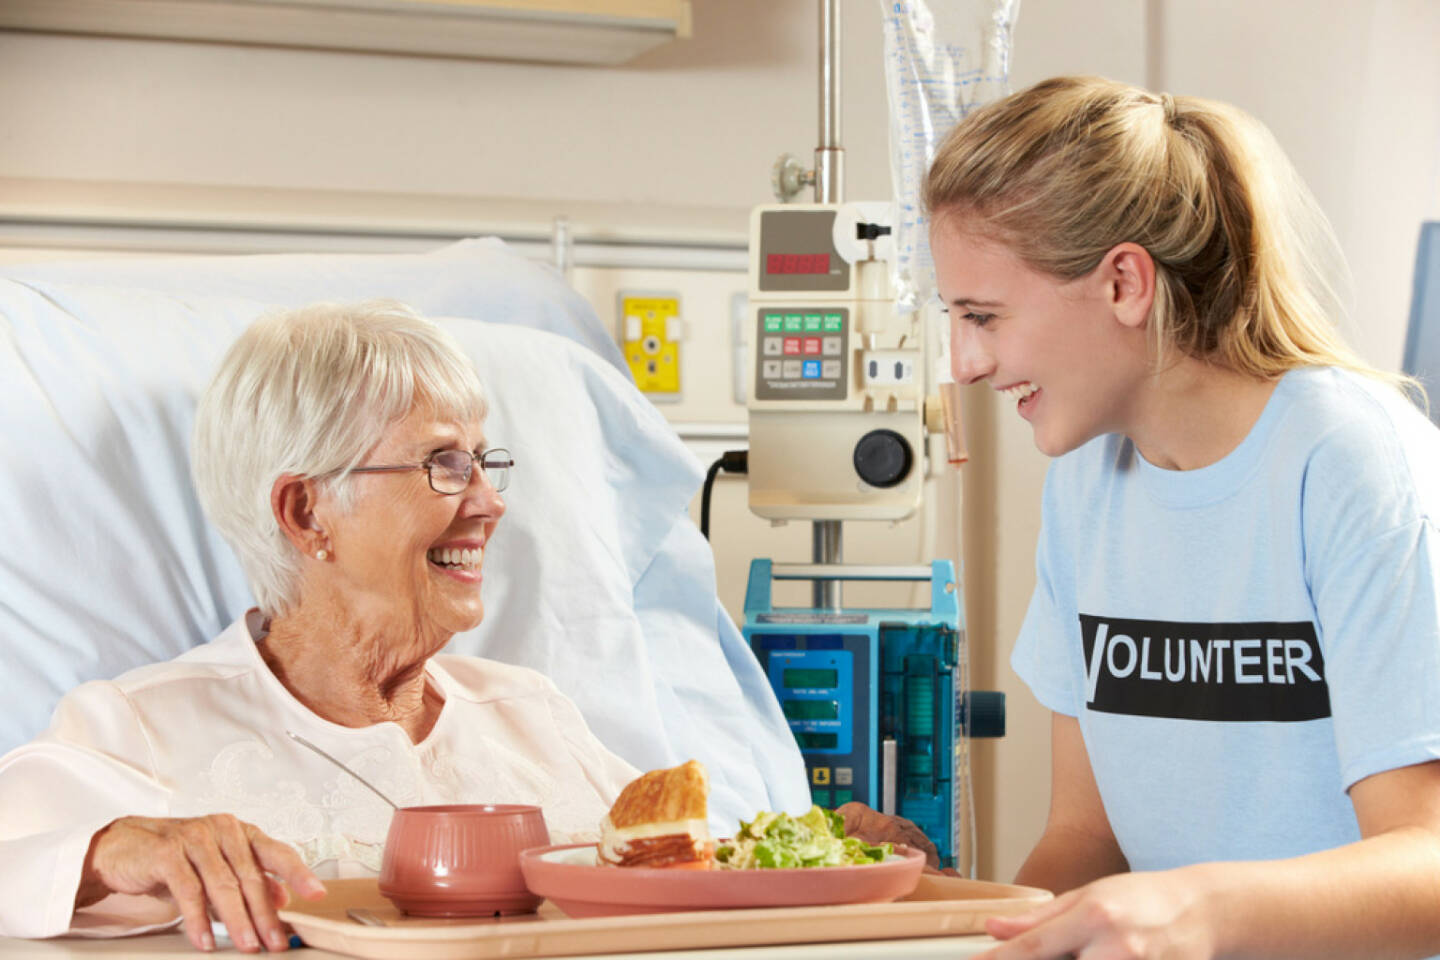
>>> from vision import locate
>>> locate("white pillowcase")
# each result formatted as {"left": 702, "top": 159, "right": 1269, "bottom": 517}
{"left": 0, "top": 250, "right": 807, "bottom": 831}
{"left": 0, "top": 238, "right": 627, "bottom": 377}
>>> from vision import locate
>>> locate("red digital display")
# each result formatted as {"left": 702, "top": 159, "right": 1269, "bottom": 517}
{"left": 766, "top": 253, "right": 831, "bottom": 275}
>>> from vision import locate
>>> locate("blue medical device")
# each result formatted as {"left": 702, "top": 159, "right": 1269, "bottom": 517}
{"left": 1403, "top": 221, "right": 1440, "bottom": 427}
{"left": 744, "top": 558, "right": 999, "bottom": 868}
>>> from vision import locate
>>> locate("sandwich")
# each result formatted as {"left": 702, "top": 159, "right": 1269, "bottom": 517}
{"left": 597, "top": 759, "right": 714, "bottom": 869}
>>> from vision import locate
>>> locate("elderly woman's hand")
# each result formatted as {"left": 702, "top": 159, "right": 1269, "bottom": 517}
{"left": 75, "top": 814, "right": 326, "bottom": 953}
{"left": 835, "top": 801, "right": 946, "bottom": 870}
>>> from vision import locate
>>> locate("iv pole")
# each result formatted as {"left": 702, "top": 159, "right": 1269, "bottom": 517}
{"left": 812, "top": 0, "right": 843, "bottom": 610}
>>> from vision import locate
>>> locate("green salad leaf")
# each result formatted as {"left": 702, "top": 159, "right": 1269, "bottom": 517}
{"left": 713, "top": 805, "right": 892, "bottom": 870}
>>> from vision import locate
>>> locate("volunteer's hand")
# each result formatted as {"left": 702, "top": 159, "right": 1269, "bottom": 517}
{"left": 975, "top": 868, "right": 1217, "bottom": 959}
{"left": 835, "top": 801, "right": 943, "bottom": 869}
{"left": 75, "top": 814, "right": 327, "bottom": 953}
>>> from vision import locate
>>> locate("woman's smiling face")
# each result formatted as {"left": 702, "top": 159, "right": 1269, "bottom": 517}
{"left": 316, "top": 405, "right": 505, "bottom": 640}
{"left": 931, "top": 216, "right": 1151, "bottom": 458}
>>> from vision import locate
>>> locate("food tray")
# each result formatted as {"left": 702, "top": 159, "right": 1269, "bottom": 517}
{"left": 280, "top": 875, "right": 1052, "bottom": 959}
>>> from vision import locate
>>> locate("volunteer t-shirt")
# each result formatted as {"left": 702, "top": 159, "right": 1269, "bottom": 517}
{"left": 1014, "top": 366, "right": 1440, "bottom": 870}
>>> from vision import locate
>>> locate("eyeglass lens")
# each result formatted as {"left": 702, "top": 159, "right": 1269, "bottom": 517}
{"left": 428, "top": 449, "right": 510, "bottom": 494}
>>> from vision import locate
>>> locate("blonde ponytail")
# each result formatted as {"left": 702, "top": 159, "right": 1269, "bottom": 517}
{"left": 924, "top": 76, "right": 1420, "bottom": 401}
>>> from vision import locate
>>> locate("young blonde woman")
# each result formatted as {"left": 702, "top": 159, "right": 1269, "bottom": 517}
{"left": 929, "top": 76, "right": 1440, "bottom": 960}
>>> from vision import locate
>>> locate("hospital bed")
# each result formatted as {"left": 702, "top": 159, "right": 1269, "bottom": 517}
{"left": 0, "top": 238, "right": 809, "bottom": 833}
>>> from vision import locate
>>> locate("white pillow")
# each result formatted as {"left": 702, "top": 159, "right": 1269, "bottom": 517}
{"left": 0, "top": 238, "right": 627, "bottom": 377}
{"left": 0, "top": 279, "right": 261, "bottom": 740}
{"left": 0, "top": 274, "right": 807, "bottom": 830}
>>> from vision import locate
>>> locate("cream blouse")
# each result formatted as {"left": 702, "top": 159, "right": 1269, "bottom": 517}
{"left": 0, "top": 611, "right": 639, "bottom": 938}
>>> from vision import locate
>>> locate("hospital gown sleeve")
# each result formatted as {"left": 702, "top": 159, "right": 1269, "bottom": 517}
{"left": 0, "top": 681, "right": 179, "bottom": 939}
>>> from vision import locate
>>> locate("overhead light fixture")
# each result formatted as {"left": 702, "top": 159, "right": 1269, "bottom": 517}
{"left": 0, "top": 0, "right": 692, "bottom": 66}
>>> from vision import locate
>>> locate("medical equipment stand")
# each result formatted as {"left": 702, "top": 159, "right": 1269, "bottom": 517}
{"left": 740, "top": 0, "right": 1003, "bottom": 873}
{"left": 812, "top": 0, "right": 843, "bottom": 610}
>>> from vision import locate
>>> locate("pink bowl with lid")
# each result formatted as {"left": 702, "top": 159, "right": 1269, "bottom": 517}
{"left": 378, "top": 803, "right": 549, "bottom": 917}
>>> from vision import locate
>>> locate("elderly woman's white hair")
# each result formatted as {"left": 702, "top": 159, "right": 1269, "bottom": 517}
{"left": 192, "top": 300, "right": 488, "bottom": 616}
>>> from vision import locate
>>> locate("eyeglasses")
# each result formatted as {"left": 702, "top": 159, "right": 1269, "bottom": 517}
{"left": 349, "top": 447, "right": 513, "bottom": 495}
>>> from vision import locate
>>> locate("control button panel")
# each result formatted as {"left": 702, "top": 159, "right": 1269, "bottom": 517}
{"left": 754, "top": 307, "right": 848, "bottom": 401}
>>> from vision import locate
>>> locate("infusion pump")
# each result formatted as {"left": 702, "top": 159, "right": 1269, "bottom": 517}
{"left": 746, "top": 203, "right": 925, "bottom": 522}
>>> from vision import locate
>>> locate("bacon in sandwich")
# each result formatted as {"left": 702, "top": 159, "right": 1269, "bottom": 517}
{"left": 597, "top": 759, "right": 714, "bottom": 869}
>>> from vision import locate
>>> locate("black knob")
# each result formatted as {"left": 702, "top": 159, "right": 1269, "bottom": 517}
{"left": 852, "top": 429, "right": 913, "bottom": 488}
{"left": 962, "top": 691, "right": 1006, "bottom": 738}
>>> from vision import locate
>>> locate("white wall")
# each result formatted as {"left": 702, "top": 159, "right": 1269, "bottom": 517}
{"left": 0, "top": 0, "right": 887, "bottom": 216}
{"left": 1160, "top": 0, "right": 1440, "bottom": 371}
{"left": 2, "top": 0, "right": 1438, "bottom": 885}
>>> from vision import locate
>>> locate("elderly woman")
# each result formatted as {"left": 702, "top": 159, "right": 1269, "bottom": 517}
{"left": 0, "top": 301, "right": 639, "bottom": 952}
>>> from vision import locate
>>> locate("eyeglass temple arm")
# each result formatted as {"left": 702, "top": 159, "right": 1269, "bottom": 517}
{"left": 347, "top": 453, "right": 511, "bottom": 473}
{"left": 347, "top": 464, "right": 423, "bottom": 475}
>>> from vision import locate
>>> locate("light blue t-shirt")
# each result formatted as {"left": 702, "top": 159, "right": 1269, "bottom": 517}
{"left": 1014, "top": 366, "right": 1440, "bottom": 872}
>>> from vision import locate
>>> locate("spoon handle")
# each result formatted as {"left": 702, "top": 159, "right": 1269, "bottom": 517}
{"left": 285, "top": 730, "right": 399, "bottom": 810}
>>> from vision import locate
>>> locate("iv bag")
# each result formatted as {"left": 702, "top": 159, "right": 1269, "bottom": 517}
{"left": 880, "top": 0, "right": 1020, "bottom": 313}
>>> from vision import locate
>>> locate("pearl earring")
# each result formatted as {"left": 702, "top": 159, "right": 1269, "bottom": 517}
{"left": 315, "top": 549, "right": 328, "bottom": 561}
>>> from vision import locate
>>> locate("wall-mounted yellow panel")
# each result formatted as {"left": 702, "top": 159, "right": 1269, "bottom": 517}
{"left": 619, "top": 291, "right": 682, "bottom": 401}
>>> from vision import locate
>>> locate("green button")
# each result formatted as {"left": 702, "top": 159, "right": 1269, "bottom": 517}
{"left": 763, "top": 314, "right": 784, "bottom": 332}
{"left": 832, "top": 789, "right": 854, "bottom": 805}
{"left": 803, "top": 314, "right": 823, "bottom": 331}
{"left": 811, "top": 788, "right": 832, "bottom": 807}
{"left": 783, "top": 314, "right": 804, "bottom": 332}
{"left": 823, "top": 313, "right": 844, "bottom": 331}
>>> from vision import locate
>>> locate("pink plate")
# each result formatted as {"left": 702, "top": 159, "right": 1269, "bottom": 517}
{"left": 519, "top": 842, "right": 926, "bottom": 918}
